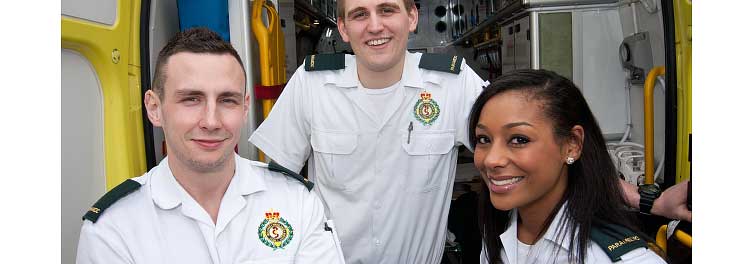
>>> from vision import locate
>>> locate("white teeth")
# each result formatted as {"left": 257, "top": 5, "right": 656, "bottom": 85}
{"left": 490, "top": 177, "right": 523, "bottom": 186}
{"left": 367, "top": 38, "right": 389, "bottom": 46}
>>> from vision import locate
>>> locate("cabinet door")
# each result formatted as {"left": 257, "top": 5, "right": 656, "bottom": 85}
{"left": 501, "top": 23, "right": 516, "bottom": 73}
{"left": 514, "top": 16, "right": 531, "bottom": 69}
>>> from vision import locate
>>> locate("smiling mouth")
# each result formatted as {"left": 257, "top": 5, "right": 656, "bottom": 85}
{"left": 489, "top": 176, "right": 524, "bottom": 186}
{"left": 192, "top": 139, "right": 226, "bottom": 149}
{"left": 367, "top": 38, "right": 390, "bottom": 46}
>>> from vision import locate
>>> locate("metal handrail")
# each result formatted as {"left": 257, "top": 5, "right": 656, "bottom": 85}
{"left": 643, "top": 66, "right": 666, "bottom": 185}
{"left": 655, "top": 224, "right": 692, "bottom": 251}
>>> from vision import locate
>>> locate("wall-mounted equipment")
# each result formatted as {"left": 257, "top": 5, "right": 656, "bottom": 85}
{"left": 620, "top": 32, "right": 654, "bottom": 84}
{"left": 409, "top": 0, "right": 453, "bottom": 49}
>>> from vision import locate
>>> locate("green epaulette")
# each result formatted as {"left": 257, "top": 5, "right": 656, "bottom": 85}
{"left": 419, "top": 53, "right": 462, "bottom": 74}
{"left": 82, "top": 179, "right": 141, "bottom": 223}
{"left": 590, "top": 224, "right": 649, "bottom": 262}
{"left": 304, "top": 53, "right": 346, "bottom": 71}
{"left": 268, "top": 161, "right": 314, "bottom": 191}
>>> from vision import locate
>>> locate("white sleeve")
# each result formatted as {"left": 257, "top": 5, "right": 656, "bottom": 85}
{"left": 456, "top": 60, "right": 488, "bottom": 150}
{"left": 250, "top": 65, "right": 313, "bottom": 173}
{"left": 76, "top": 221, "right": 133, "bottom": 264}
{"left": 294, "top": 190, "right": 346, "bottom": 264}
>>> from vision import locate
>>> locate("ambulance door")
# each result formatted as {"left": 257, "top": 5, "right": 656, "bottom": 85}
{"left": 61, "top": 0, "right": 147, "bottom": 263}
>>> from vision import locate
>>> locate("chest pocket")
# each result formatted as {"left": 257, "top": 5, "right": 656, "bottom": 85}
{"left": 311, "top": 130, "right": 358, "bottom": 190}
{"left": 400, "top": 130, "right": 455, "bottom": 193}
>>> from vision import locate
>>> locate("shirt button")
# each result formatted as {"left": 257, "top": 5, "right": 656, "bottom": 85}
{"left": 374, "top": 201, "right": 381, "bottom": 209}
{"left": 374, "top": 238, "right": 381, "bottom": 245}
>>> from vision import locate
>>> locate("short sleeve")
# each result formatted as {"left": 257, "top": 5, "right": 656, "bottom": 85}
{"left": 76, "top": 221, "right": 133, "bottom": 264}
{"left": 455, "top": 60, "right": 488, "bottom": 150}
{"left": 293, "top": 189, "right": 346, "bottom": 264}
{"left": 250, "top": 64, "right": 313, "bottom": 173}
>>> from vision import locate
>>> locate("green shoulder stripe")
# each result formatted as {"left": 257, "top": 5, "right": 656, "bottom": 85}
{"left": 82, "top": 179, "right": 141, "bottom": 223}
{"left": 590, "top": 224, "right": 649, "bottom": 262}
{"left": 304, "top": 53, "right": 346, "bottom": 71}
{"left": 268, "top": 161, "right": 314, "bottom": 191}
{"left": 419, "top": 53, "right": 462, "bottom": 74}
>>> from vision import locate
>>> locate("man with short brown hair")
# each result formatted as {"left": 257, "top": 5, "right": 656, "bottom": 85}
{"left": 76, "top": 28, "right": 344, "bottom": 264}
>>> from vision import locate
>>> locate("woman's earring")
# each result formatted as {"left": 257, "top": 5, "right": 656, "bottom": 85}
{"left": 566, "top": 157, "right": 575, "bottom": 165}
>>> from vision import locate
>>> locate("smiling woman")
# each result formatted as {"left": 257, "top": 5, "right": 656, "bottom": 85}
{"left": 469, "top": 69, "right": 666, "bottom": 264}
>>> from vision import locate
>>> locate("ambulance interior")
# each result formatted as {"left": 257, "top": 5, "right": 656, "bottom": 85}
{"left": 62, "top": 0, "right": 691, "bottom": 263}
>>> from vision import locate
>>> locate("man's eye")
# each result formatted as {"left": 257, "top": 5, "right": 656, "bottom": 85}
{"left": 380, "top": 7, "right": 396, "bottom": 14}
{"left": 352, "top": 12, "right": 366, "bottom": 19}
{"left": 509, "top": 136, "right": 530, "bottom": 146}
{"left": 182, "top": 97, "right": 199, "bottom": 103}
{"left": 221, "top": 98, "right": 239, "bottom": 104}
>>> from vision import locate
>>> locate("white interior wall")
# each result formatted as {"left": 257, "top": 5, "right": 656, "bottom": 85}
{"left": 571, "top": 8, "right": 627, "bottom": 139}
{"left": 618, "top": 2, "right": 667, "bottom": 182}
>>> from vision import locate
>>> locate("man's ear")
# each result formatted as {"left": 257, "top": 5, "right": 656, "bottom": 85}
{"left": 566, "top": 125, "right": 585, "bottom": 161}
{"left": 144, "top": 90, "right": 163, "bottom": 127}
{"left": 337, "top": 18, "right": 350, "bottom": 43}
{"left": 243, "top": 91, "right": 251, "bottom": 123}
{"left": 408, "top": 4, "right": 418, "bottom": 33}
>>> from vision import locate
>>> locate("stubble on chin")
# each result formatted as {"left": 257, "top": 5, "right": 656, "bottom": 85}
{"left": 179, "top": 149, "right": 234, "bottom": 173}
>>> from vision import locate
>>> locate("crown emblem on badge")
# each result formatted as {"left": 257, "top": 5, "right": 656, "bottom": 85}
{"left": 420, "top": 91, "right": 432, "bottom": 101}
{"left": 265, "top": 210, "right": 280, "bottom": 220}
{"left": 414, "top": 90, "right": 441, "bottom": 126}
{"left": 258, "top": 209, "right": 293, "bottom": 250}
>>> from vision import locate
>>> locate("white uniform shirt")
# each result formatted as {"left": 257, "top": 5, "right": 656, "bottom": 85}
{"left": 76, "top": 154, "right": 345, "bottom": 264}
{"left": 251, "top": 52, "right": 488, "bottom": 263}
{"left": 479, "top": 204, "right": 667, "bottom": 264}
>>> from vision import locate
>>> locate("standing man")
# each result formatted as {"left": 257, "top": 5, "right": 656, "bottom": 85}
{"left": 250, "top": 0, "right": 691, "bottom": 263}
{"left": 250, "top": 0, "right": 487, "bottom": 262}
{"left": 76, "top": 28, "right": 344, "bottom": 264}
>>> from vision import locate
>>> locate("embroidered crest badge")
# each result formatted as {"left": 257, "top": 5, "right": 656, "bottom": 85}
{"left": 258, "top": 209, "right": 293, "bottom": 250}
{"left": 414, "top": 90, "right": 440, "bottom": 125}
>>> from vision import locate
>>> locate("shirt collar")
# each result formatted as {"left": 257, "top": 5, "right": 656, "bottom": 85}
{"left": 498, "top": 203, "right": 574, "bottom": 256}
{"left": 328, "top": 51, "right": 427, "bottom": 89}
{"left": 540, "top": 202, "right": 573, "bottom": 251}
{"left": 402, "top": 52, "right": 424, "bottom": 88}
{"left": 226, "top": 154, "right": 266, "bottom": 196}
{"left": 149, "top": 154, "right": 266, "bottom": 210}
{"left": 150, "top": 158, "right": 182, "bottom": 210}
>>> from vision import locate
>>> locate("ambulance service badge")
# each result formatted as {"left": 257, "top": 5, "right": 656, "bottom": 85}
{"left": 414, "top": 90, "right": 440, "bottom": 125}
{"left": 258, "top": 209, "right": 293, "bottom": 250}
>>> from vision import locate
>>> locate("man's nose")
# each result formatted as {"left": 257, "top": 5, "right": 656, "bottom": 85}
{"left": 199, "top": 102, "right": 221, "bottom": 130}
{"left": 366, "top": 13, "right": 385, "bottom": 33}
